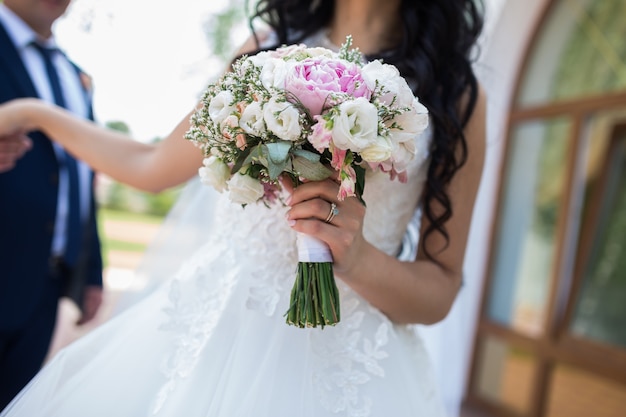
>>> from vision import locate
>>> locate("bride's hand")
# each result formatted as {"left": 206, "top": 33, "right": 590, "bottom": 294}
{"left": 0, "top": 98, "right": 41, "bottom": 135}
{"left": 283, "top": 177, "right": 368, "bottom": 276}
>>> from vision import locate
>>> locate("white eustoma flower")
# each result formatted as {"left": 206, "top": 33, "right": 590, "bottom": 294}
{"left": 240, "top": 101, "right": 265, "bottom": 136}
{"left": 208, "top": 90, "right": 237, "bottom": 125}
{"left": 247, "top": 50, "right": 271, "bottom": 68}
{"left": 258, "top": 57, "right": 290, "bottom": 91}
{"left": 302, "top": 46, "right": 336, "bottom": 58}
{"left": 361, "top": 60, "right": 415, "bottom": 108}
{"left": 388, "top": 98, "right": 429, "bottom": 145}
{"left": 198, "top": 156, "right": 230, "bottom": 193}
{"left": 228, "top": 172, "right": 265, "bottom": 205}
{"left": 263, "top": 97, "right": 302, "bottom": 141}
{"left": 389, "top": 138, "right": 417, "bottom": 172}
{"left": 331, "top": 97, "right": 378, "bottom": 152}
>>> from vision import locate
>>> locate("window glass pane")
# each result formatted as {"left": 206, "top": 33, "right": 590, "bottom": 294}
{"left": 546, "top": 365, "right": 626, "bottom": 417}
{"left": 571, "top": 131, "right": 626, "bottom": 348}
{"left": 517, "top": 0, "right": 626, "bottom": 107}
{"left": 487, "top": 118, "right": 571, "bottom": 335}
{"left": 474, "top": 335, "right": 537, "bottom": 415}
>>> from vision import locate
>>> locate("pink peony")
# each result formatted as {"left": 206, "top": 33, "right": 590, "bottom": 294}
{"left": 285, "top": 57, "right": 371, "bottom": 116}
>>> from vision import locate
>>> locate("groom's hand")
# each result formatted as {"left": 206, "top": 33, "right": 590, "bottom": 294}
{"left": 0, "top": 134, "right": 32, "bottom": 173}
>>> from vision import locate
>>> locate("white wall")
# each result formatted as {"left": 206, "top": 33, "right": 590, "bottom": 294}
{"left": 418, "top": 0, "right": 550, "bottom": 416}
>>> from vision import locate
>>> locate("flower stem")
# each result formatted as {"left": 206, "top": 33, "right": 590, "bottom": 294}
{"left": 285, "top": 262, "right": 340, "bottom": 328}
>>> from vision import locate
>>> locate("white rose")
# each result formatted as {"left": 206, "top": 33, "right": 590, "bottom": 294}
{"left": 361, "top": 60, "right": 414, "bottom": 108}
{"left": 227, "top": 172, "right": 265, "bottom": 205}
{"left": 198, "top": 156, "right": 230, "bottom": 193}
{"left": 388, "top": 100, "right": 429, "bottom": 145}
{"left": 209, "top": 90, "right": 237, "bottom": 125}
{"left": 240, "top": 101, "right": 265, "bottom": 136}
{"left": 331, "top": 97, "right": 378, "bottom": 152}
{"left": 263, "top": 97, "right": 302, "bottom": 141}
{"left": 360, "top": 136, "right": 393, "bottom": 163}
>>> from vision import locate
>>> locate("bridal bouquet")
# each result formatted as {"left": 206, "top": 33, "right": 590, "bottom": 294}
{"left": 185, "top": 37, "right": 428, "bottom": 328}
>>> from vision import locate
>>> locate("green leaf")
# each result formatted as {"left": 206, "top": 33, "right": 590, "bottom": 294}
{"left": 263, "top": 143, "right": 292, "bottom": 180}
{"left": 293, "top": 148, "right": 322, "bottom": 163}
{"left": 292, "top": 155, "right": 333, "bottom": 181}
{"left": 231, "top": 146, "right": 253, "bottom": 174}
{"left": 354, "top": 165, "right": 367, "bottom": 206}
{"left": 239, "top": 144, "right": 266, "bottom": 169}
{"left": 265, "top": 142, "right": 292, "bottom": 164}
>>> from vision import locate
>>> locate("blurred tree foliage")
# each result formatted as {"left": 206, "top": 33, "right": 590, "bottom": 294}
{"left": 204, "top": 1, "right": 246, "bottom": 62}
{"left": 98, "top": 121, "right": 181, "bottom": 217}
{"left": 95, "top": 3, "right": 249, "bottom": 217}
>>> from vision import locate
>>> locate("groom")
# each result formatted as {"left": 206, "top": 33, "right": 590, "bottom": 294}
{"left": 0, "top": 0, "right": 104, "bottom": 409}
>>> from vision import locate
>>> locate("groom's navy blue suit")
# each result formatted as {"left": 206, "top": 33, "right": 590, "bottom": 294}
{"left": 0, "top": 21, "right": 103, "bottom": 409}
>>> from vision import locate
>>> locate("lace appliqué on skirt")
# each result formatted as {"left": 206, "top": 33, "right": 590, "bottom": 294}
{"left": 151, "top": 248, "right": 237, "bottom": 414}
{"left": 312, "top": 288, "right": 391, "bottom": 417}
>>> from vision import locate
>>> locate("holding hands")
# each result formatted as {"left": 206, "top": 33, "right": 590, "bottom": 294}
{"left": 0, "top": 100, "right": 33, "bottom": 172}
{"left": 0, "top": 134, "right": 31, "bottom": 172}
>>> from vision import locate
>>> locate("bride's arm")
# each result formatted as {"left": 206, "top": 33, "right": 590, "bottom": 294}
{"left": 0, "top": 99, "right": 200, "bottom": 192}
{"left": 286, "top": 85, "right": 487, "bottom": 325}
{"left": 0, "top": 35, "right": 265, "bottom": 192}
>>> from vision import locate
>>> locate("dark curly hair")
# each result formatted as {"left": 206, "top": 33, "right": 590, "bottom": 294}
{"left": 247, "top": 0, "right": 484, "bottom": 259}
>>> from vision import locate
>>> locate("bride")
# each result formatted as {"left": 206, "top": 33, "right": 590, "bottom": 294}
{"left": 0, "top": 0, "right": 485, "bottom": 415}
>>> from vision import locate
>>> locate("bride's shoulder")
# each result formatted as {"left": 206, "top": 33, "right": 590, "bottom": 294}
{"left": 232, "top": 28, "right": 278, "bottom": 57}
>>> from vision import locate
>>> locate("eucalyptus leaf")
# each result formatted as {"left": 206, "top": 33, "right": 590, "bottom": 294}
{"left": 260, "top": 143, "right": 290, "bottom": 179}
{"left": 242, "top": 145, "right": 267, "bottom": 168}
{"left": 265, "top": 142, "right": 292, "bottom": 164}
{"left": 293, "top": 148, "right": 322, "bottom": 163}
{"left": 293, "top": 156, "right": 333, "bottom": 181}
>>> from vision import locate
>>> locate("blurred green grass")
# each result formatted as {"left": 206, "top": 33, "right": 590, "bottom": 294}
{"left": 97, "top": 208, "right": 164, "bottom": 266}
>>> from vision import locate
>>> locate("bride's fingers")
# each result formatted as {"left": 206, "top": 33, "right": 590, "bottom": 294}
{"left": 286, "top": 177, "right": 339, "bottom": 206}
{"left": 287, "top": 197, "right": 340, "bottom": 225}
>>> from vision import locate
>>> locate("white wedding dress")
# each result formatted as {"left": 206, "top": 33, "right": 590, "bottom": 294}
{"left": 1, "top": 41, "right": 448, "bottom": 417}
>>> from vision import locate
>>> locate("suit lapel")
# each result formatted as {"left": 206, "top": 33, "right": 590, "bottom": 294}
{"left": 0, "top": 21, "right": 39, "bottom": 98}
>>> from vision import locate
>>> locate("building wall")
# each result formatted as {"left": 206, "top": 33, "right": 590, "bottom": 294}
{"left": 417, "top": 1, "right": 550, "bottom": 416}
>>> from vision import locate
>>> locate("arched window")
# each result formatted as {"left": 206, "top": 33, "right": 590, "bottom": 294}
{"left": 466, "top": 0, "right": 626, "bottom": 416}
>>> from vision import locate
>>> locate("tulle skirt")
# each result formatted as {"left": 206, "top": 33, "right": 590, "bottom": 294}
{"left": 2, "top": 196, "right": 447, "bottom": 417}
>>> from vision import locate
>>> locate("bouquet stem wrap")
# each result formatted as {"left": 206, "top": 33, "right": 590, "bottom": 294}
{"left": 285, "top": 233, "right": 340, "bottom": 328}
